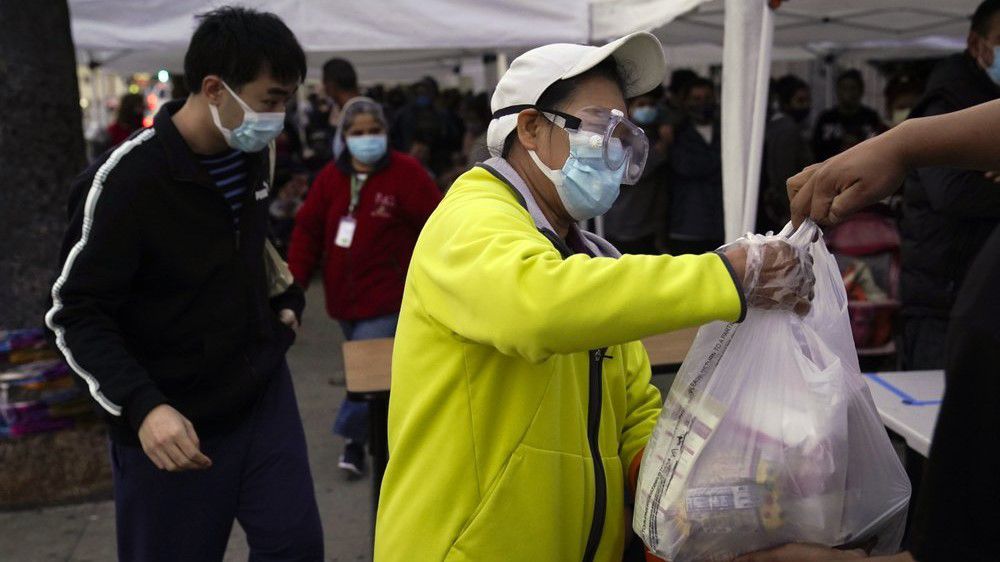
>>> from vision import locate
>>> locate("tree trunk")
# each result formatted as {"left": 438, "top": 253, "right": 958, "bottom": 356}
{"left": 0, "top": 0, "right": 86, "bottom": 329}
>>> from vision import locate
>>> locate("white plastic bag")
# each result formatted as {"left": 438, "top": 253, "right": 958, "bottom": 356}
{"left": 634, "top": 222, "right": 911, "bottom": 562}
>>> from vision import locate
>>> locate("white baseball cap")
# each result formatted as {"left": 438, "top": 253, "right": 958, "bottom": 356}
{"left": 487, "top": 32, "right": 666, "bottom": 157}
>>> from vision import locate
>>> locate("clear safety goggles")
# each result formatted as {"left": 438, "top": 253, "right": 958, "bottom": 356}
{"left": 494, "top": 105, "right": 649, "bottom": 184}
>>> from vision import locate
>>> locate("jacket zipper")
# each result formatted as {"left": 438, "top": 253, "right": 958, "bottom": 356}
{"left": 582, "top": 347, "right": 608, "bottom": 562}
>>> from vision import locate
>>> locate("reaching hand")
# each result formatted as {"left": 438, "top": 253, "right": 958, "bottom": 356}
{"left": 279, "top": 308, "right": 300, "bottom": 332}
{"left": 786, "top": 133, "right": 908, "bottom": 227}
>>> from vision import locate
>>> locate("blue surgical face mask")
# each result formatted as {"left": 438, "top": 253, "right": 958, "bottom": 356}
{"left": 346, "top": 134, "right": 388, "bottom": 165}
{"left": 528, "top": 132, "right": 626, "bottom": 221}
{"left": 631, "top": 106, "right": 658, "bottom": 126}
{"left": 209, "top": 81, "right": 286, "bottom": 153}
{"left": 987, "top": 46, "right": 1000, "bottom": 87}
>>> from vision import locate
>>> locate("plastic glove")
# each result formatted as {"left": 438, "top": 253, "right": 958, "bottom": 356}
{"left": 722, "top": 233, "right": 816, "bottom": 315}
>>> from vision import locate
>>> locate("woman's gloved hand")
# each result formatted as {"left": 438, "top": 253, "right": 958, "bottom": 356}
{"left": 721, "top": 233, "right": 816, "bottom": 316}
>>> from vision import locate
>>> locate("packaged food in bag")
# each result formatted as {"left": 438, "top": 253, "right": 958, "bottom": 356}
{"left": 633, "top": 222, "right": 911, "bottom": 562}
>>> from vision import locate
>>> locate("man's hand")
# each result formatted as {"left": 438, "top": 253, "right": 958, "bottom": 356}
{"left": 279, "top": 308, "right": 299, "bottom": 332}
{"left": 138, "top": 404, "right": 212, "bottom": 471}
{"left": 787, "top": 131, "right": 908, "bottom": 227}
{"left": 733, "top": 543, "right": 866, "bottom": 562}
{"left": 985, "top": 170, "right": 1000, "bottom": 184}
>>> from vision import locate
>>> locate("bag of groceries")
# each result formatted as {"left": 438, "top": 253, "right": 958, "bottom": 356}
{"left": 634, "top": 222, "right": 911, "bottom": 562}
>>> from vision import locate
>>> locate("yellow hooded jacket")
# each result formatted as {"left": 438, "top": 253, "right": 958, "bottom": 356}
{"left": 374, "top": 161, "right": 745, "bottom": 561}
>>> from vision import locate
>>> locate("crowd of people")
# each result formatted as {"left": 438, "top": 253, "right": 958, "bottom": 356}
{"left": 50, "top": 0, "right": 1000, "bottom": 561}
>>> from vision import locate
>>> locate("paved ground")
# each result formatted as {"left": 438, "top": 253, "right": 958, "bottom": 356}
{"left": 0, "top": 285, "right": 372, "bottom": 561}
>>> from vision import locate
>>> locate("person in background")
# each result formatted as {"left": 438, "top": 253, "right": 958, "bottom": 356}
{"left": 760, "top": 74, "right": 813, "bottom": 232}
{"left": 813, "top": 69, "right": 886, "bottom": 161}
{"left": 106, "top": 93, "right": 145, "bottom": 148}
{"left": 47, "top": 7, "right": 322, "bottom": 560}
{"left": 464, "top": 92, "right": 493, "bottom": 167}
{"left": 269, "top": 166, "right": 309, "bottom": 257}
{"left": 741, "top": 98, "right": 1000, "bottom": 562}
{"left": 668, "top": 76, "right": 725, "bottom": 254}
{"left": 884, "top": 74, "right": 924, "bottom": 128}
{"left": 303, "top": 91, "right": 335, "bottom": 170}
{"left": 897, "top": 0, "right": 1000, "bottom": 370}
{"left": 323, "top": 57, "right": 362, "bottom": 161}
{"left": 286, "top": 97, "right": 441, "bottom": 477}
{"left": 324, "top": 58, "right": 360, "bottom": 110}
{"left": 604, "top": 85, "right": 671, "bottom": 254}
{"left": 390, "top": 77, "right": 463, "bottom": 176}
{"left": 662, "top": 68, "right": 699, "bottom": 126}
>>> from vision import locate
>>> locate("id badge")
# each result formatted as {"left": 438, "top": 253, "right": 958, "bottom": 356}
{"left": 334, "top": 216, "right": 357, "bottom": 248}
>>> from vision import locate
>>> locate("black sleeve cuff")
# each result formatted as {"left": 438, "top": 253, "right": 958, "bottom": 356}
{"left": 125, "top": 384, "right": 169, "bottom": 434}
{"left": 270, "top": 283, "right": 306, "bottom": 323}
{"left": 715, "top": 251, "right": 747, "bottom": 323}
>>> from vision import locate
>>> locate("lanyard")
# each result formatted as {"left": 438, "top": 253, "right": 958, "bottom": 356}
{"left": 349, "top": 173, "right": 368, "bottom": 216}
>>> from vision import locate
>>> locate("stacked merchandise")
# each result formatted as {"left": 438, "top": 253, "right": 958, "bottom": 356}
{"left": 0, "top": 329, "right": 99, "bottom": 439}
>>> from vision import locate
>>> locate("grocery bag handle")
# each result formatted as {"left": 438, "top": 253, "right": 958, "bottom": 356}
{"left": 779, "top": 219, "right": 819, "bottom": 248}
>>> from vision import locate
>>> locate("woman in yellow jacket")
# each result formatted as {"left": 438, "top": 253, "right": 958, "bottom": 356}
{"left": 375, "top": 32, "right": 814, "bottom": 562}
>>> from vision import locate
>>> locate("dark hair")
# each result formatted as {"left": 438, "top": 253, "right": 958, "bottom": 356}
{"left": 502, "top": 58, "right": 625, "bottom": 157}
{"left": 183, "top": 6, "right": 306, "bottom": 94}
{"left": 116, "top": 93, "right": 145, "bottom": 126}
{"left": 774, "top": 74, "right": 808, "bottom": 108}
{"left": 884, "top": 74, "right": 923, "bottom": 103}
{"left": 681, "top": 77, "right": 715, "bottom": 100}
{"left": 323, "top": 58, "right": 358, "bottom": 91}
{"left": 972, "top": 0, "right": 1000, "bottom": 35}
{"left": 668, "top": 69, "right": 699, "bottom": 96}
{"left": 837, "top": 69, "right": 864, "bottom": 89}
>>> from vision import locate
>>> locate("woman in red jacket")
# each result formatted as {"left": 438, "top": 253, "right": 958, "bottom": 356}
{"left": 287, "top": 96, "right": 442, "bottom": 476}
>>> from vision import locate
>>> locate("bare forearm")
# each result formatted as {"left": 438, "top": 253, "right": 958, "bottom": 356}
{"left": 893, "top": 99, "right": 1000, "bottom": 171}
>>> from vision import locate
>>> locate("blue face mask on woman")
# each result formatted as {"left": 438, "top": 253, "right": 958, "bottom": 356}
{"left": 529, "top": 132, "right": 627, "bottom": 221}
{"left": 987, "top": 46, "right": 1000, "bottom": 87}
{"left": 346, "top": 134, "right": 388, "bottom": 165}
{"left": 631, "top": 105, "right": 658, "bottom": 126}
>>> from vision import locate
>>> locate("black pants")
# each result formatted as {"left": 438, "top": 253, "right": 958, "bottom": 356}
{"left": 111, "top": 363, "right": 324, "bottom": 562}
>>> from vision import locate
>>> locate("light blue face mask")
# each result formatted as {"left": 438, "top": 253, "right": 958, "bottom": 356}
{"left": 346, "top": 134, "right": 388, "bottom": 164}
{"left": 987, "top": 46, "right": 1000, "bottom": 87}
{"left": 631, "top": 106, "right": 658, "bottom": 126}
{"left": 209, "top": 81, "right": 286, "bottom": 153}
{"left": 529, "top": 131, "right": 627, "bottom": 221}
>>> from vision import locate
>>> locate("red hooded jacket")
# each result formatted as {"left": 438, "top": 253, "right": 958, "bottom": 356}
{"left": 287, "top": 150, "right": 441, "bottom": 321}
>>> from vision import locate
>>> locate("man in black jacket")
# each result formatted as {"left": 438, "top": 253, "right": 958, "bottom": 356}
{"left": 812, "top": 70, "right": 886, "bottom": 162}
{"left": 900, "top": 0, "right": 1000, "bottom": 370}
{"left": 668, "top": 77, "right": 725, "bottom": 254}
{"left": 46, "top": 7, "right": 323, "bottom": 560}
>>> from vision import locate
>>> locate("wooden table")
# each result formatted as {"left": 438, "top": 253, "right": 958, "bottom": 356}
{"left": 343, "top": 327, "right": 699, "bottom": 393}
{"left": 341, "top": 327, "right": 699, "bottom": 540}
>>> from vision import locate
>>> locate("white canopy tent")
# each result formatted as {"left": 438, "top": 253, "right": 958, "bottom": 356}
{"left": 71, "top": 0, "right": 596, "bottom": 81}
{"left": 71, "top": 0, "right": 981, "bottom": 240}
